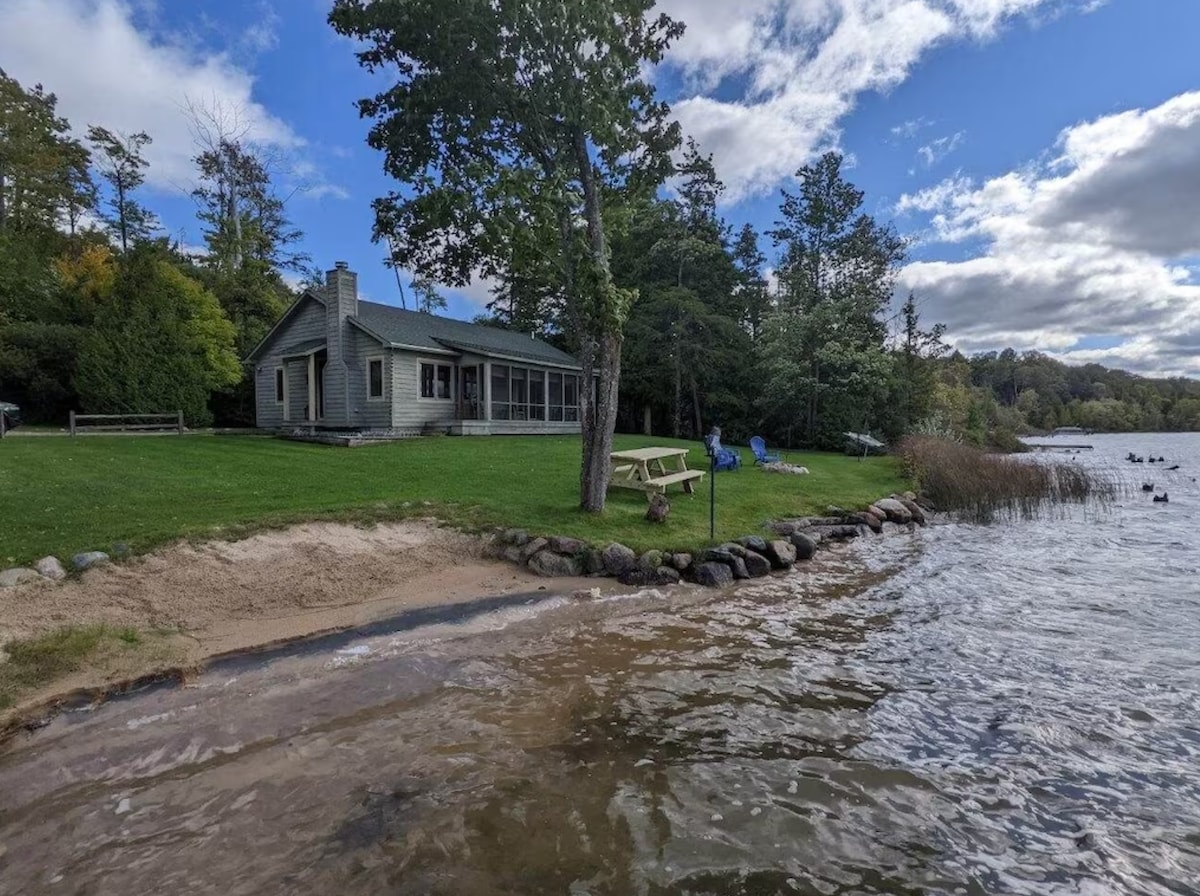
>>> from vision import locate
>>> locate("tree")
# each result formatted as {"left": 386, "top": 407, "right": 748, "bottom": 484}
{"left": 0, "top": 69, "right": 92, "bottom": 239}
{"left": 411, "top": 276, "right": 447, "bottom": 314}
{"left": 894, "top": 292, "right": 948, "bottom": 434}
{"left": 87, "top": 126, "right": 155, "bottom": 252}
{"left": 762, "top": 152, "right": 906, "bottom": 447}
{"left": 329, "top": 0, "right": 683, "bottom": 511}
{"left": 74, "top": 245, "right": 241, "bottom": 425}
{"left": 731, "top": 223, "right": 771, "bottom": 342}
{"left": 614, "top": 141, "right": 748, "bottom": 440}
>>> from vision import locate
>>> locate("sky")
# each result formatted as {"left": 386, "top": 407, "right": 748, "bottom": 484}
{"left": 2, "top": 0, "right": 1199, "bottom": 378}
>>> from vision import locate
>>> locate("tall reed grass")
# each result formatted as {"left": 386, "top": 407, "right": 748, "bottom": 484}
{"left": 898, "top": 436, "right": 1116, "bottom": 523}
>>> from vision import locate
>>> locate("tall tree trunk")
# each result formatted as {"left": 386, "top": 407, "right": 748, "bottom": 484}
{"left": 690, "top": 373, "right": 702, "bottom": 439}
{"left": 672, "top": 329, "right": 681, "bottom": 439}
{"left": 573, "top": 127, "right": 622, "bottom": 513}
{"left": 642, "top": 404, "right": 652, "bottom": 435}
{"left": 117, "top": 177, "right": 128, "bottom": 253}
{"left": 0, "top": 166, "right": 7, "bottom": 233}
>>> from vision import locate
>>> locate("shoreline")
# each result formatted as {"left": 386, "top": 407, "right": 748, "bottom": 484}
{"left": 0, "top": 493, "right": 929, "bottom": 736}
{"left": 0, "top": 520, "right": 629, "bottom": 731}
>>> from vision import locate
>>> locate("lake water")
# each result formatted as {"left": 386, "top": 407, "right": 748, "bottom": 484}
{"left": 1, "top": 433, "right": 1198, "bottom": 895}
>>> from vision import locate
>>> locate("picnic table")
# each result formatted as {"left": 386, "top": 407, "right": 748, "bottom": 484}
{"left": 608, "top": 447, "right": 705, "bottom": 497}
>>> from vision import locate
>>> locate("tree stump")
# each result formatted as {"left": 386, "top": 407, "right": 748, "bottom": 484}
{"left": 645, "top": 493, "right": 670, "bottom": 523}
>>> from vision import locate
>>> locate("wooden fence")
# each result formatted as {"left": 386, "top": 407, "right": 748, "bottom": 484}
{"left": 69, "top": 411, "right": 185, "bottom": 436}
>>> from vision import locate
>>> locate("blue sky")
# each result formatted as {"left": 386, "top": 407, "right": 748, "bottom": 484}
{"left": 2, "top": 0, "right": 1200, "bottom": 376}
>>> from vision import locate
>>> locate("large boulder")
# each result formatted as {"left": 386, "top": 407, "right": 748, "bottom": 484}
{"left": 548, "top": 535, "right": 586, "bottom": 555}
{"left": 717, "top": 543, "right": 750, "bottom": 559}
{"left": 728, "top": 556, "right": 750, "bottom": 579}
{"left": 702, "top": 548, "right": 740, "bottom": 565}
{"left": 769, "top": 520, "right": 801, "bottom": 537}
{"left": 0, "top": 568, "right": 40, "bottom": 588}
{"left": 763, "top": 539, "right": 797, "bottom": 569}
{"left": 808, "top": 524, "right": 861, "bottom": 541}
{"left": 738, "top": 535, "right": 769, "bottom": 554}
{"left": 896, "top": 497, "right": 927, "bottom": 525}
{"left": 693, "top": 561, "right": 734, "bottom": 587}
{"left": 528, "top": 550, "right": 583, "bottom": 578}
{"left": 639, "top": 549, "right": 664, "bottom": 571}
{"left": 789, "top": 532, "right": 818, "bottom": 560}
{"left": 583, "top": 549, "right": 606, "bottom": 575}
{"left": 601, "top": 543, "right": 637, "bottom": 577}
{"left": 618, "top": 565, "right": 681, "bottom": 587}
{"left": 872, "top": 498, "right": 912, "bottom": 524}
{"left": 502, "top": 545, "right": 524, "bottom": 564}
{"left": 72, "top": 551, "right": 110, "bottom": 571}
{"left": 519, "top": 537, "right": 549, "bottom": 562}
{"left": 35, "top": 556, "right": 67, "bottom": 581}
{"left": 867, "top": 504, "right": 888, "bottom": 522}
{"left": 500, "top": 528, "right": 530, "bottom": 546}
{"left": 854, "top": 512, "right": 883, "bottom": 533}
{"left": 742, "top": 551, "right": 772, "bottom": 578}
{"left": 655, "top": 566, "right": 681, "bottom": 586}
{"left": 670, "top": 552, "right": 693, "bottom": 572}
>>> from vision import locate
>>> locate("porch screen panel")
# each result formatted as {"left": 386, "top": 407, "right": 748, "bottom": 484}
{"left": 564, "top": 374, "right": 579, "bottom": 422}
{"left": 549, "top": 372, "right": 563, "bottom": 421}
{"left": 529, "top": 370, "right": 545, "bottom": 420}
{"left": 511, "top": 368, "right": 527, "bottom": 419}
{"left": 491, "top": 365, "right": 510, "bottom": 420}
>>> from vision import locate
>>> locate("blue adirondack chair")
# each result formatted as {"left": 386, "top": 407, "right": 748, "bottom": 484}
{"left": 750, "top": 435, "right": 781, "bottom": 465}
{"left": 704, "top": 431, "right": 741, "bottom": 472}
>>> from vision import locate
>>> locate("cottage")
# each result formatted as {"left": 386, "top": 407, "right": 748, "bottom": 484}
{"left": 246, "top": 263, "right": 584, "bottom": 435}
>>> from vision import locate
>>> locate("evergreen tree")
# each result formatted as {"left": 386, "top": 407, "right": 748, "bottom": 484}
{"left": 87, "top": 125, "right": 156, "bottom": 252}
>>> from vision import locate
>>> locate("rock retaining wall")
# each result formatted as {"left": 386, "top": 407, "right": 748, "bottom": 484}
{"left": 488, "top": 491, "right": 935, "bottom": 589}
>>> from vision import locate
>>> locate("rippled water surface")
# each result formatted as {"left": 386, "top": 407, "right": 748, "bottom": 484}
{"left": 2, "top": 433, "right": 1199, "bottom": 895}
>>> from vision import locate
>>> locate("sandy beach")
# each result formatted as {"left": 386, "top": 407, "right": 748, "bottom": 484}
{"left": 0, "top": 520, "right": 615, "bottom": 719}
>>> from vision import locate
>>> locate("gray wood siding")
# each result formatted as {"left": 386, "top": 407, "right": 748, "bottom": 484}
{"left": 345, "top": 327, "right": 392, "bottom": 429}
{"left": 391, "top": 350, "right": 459, "bottom": 429}
{"left": 253, "top": 297, "right": 326, "bottom": 428}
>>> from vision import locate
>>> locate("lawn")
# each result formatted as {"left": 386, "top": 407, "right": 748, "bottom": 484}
{"left": 0, "top": 433, "right": 909, "bottom": 565}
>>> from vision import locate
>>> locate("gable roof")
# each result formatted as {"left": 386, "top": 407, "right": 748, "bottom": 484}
{"left": 244, "top": 291, "right": 327, "bottom": 364}
{"left": 354, "top": 301, "right": 580, "bottom": 369}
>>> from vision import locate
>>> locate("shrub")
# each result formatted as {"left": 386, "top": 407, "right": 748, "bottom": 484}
{"left": 898, "top": 435, "right": 1114, "bottom": 523}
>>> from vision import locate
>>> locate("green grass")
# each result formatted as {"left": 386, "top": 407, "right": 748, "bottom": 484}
{"left": 0, "top": 625, "right": 149, "bottom": 710}
{"left": 0, "top": 433, "right": 908, "bottom": 565}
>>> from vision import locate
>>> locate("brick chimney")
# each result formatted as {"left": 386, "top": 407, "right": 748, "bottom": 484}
{"left": 324, "top": 262, "right": 357, "bottom": 426}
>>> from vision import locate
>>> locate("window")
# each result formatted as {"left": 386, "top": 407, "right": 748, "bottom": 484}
{"left": 548, "top": 372, "right": 563, "bottom": 422}
{"left": 368, "top": 358, "right": 384, "bottom": 399}
{"left": 420, "top": 362, "right": 452, "bottom": 399}
{"left": 274, "top": 368, "right": 285, "bottom": 403}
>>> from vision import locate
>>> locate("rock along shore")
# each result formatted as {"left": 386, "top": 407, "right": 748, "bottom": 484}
{"left": 487, "top": 490, "right": 934, "bottom": 590}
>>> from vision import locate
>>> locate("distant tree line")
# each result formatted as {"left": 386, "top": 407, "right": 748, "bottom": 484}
{"left": 0, "top": 68, "right": 307, "bottom": 427}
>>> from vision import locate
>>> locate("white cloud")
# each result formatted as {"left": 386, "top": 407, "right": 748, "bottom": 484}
{"left": 657, "top": 0, "right": 1092, "bottom": 201}
{"left": 895, "top": 90, "right": 1200, "bottom": 377}
{"left": 917, "top": 130, "right": 965, "bottom": 167}
{"left": 0, "top": 0, "right": 302, "bottom": 194}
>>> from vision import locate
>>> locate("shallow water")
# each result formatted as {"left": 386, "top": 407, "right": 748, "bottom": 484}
{"left": 1, "top": 433, "right": 1198, "bottom": 895}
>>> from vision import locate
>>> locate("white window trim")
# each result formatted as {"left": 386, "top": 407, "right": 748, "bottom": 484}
{"left": 418, "top": 359, "right": 454, "bottom": 402}
{"left": 366, "top": 356, "right": 386, "bottom": 401}
{"left": 273, "top": 366, "right": 286, "bottom": 405}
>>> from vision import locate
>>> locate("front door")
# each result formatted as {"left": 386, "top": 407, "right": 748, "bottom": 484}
{"left": 315, "top": 352, "right": 327, "bottom": 421}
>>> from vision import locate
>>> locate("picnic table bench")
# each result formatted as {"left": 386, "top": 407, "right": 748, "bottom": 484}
{"left": 608, "top": 447, "right": 705, "bottom": 498}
